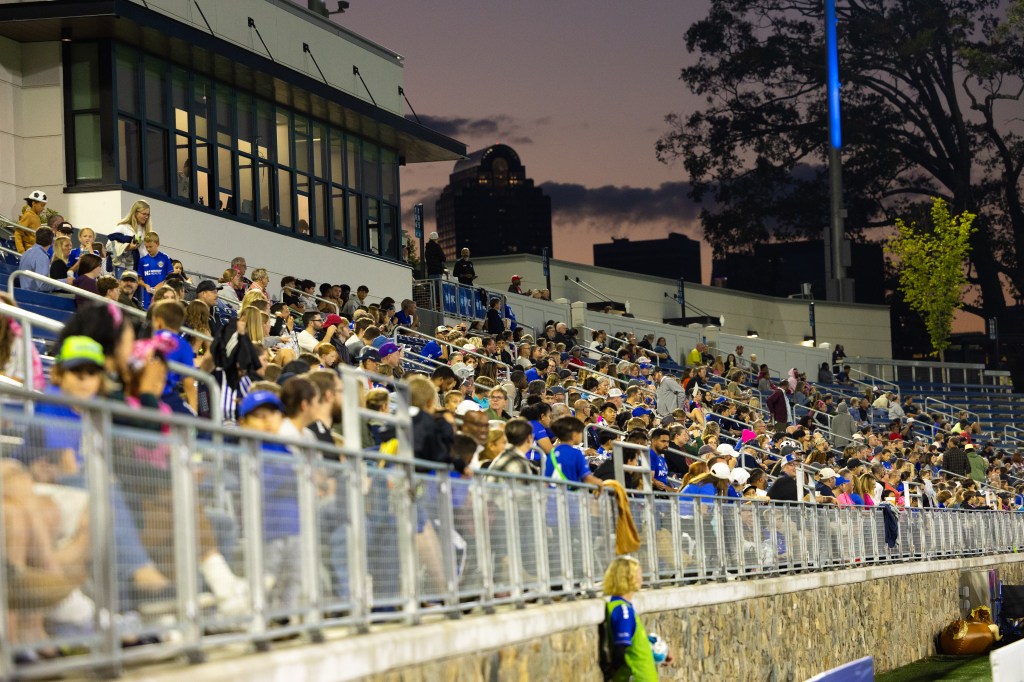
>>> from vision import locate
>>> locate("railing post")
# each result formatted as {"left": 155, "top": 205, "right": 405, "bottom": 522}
{"left": 241, "top": 437, "right": 269, "bottom": 647}
{"left": 296, "top": 445, "right": 324, "bottom": 641}
{"left": 471, "top": 477, "right": 495, "bottom": 611}
{"left": 530, "top": 483, "right": 552, "bottom": 601}
{"left": 346, "top": 456, "right": 370, "bottom": 631}
{"left": 84, "top": 408, "right": 121, "bottom": 674}
{"left": 171, "top": 424, "right": 203, "bottom": 662}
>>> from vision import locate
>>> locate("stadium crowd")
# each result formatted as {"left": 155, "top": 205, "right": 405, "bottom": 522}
{"left": 2, "top": 195, "right": 1023, "bottom": 658}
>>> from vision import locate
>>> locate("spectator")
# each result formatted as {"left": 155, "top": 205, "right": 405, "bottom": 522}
{"left": 72, "top": 254, "right": 104, "bottom": 309}
{"left": 966, "top": 444, "right": 988, "bottom": 483}
{"left": 15, "top": 189, "right": 47, "bottom": 253}
{"left": 297, "top": 311, "right": 327, "bottom": 353}
{"left": 97, "top": 275, "right": 120, "bottom": 302}
{"left": 486, "top": 387, "right": 512, "bottom": 421}
{"left": 18, "top": 226, "right": 57, "bottom": 292}
{"left": 424, "top": 232, "right": 446, "bottom": 278}
{"left": 486, "top": 298, "right": 505, "bottom": 335}
{"left": 108, "top": 200, "right": 151, "bottom": 277}
{"left": 603, "top": 555, "right": 664, "bottom": 681}
{"left": 277, "top": 376, "right": 320, "bottom": 444}
{"left": 943, "top": 437, "right": 970, "bottom": 478}
{"left": 171, "top": 260, "right": 195, "bottom": 299}
{"left": 117, "top": 271, "right": 144, "bottom": 311}
{"left": 649, "top": 427, "right": 679, "bottom": 493}
{"left": 150, "top": 300, "right": 197, "bottom": 415}
{"left": 817, "top": 362, "right": 834, "bottom": 384}
{"left": 508, "top": 275, "right": 524, "bottom": 294}
{"left": 483, "top": 418, "right": 539, "bottom": 477}
{"left": 248, "top": 268, "right": 270, "bottom": 297}
{"left": 686, "top": 342, "right": 706, "bottom": 367}
{"left": 183, "top": 300, "right": 212, "bottom": 359}
{"left": 546, "top": 416, "right": 602, "bottom": 486}
{"left": 236, "top": 390, "right": 301, "bottom": 612}
{"left": 766, "top": 457, "right": 799, "bottom": 501}
{"left": 395, "top": 299, "right": 419, "bottom": 330}
{"left": 68, "top": 227, "right": 107, "bottom": 274}
{"left": 453, "top": 248, "right": 476, "bottom": 285}
{"left": 49, "top": 235, "right": 73, "bottom": 283}
{"left": 653, "top": 366, "right": 686, "bottom": 416}
{"left": 137, "top": 232, "right": 172, "bottom": 309}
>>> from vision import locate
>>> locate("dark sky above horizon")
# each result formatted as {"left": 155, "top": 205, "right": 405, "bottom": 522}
{"left": 332, "top": 0, "right": 712, "bottom": 275}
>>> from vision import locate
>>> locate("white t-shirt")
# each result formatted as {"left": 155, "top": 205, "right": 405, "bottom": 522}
{"left": 297, "top": 329, "right": 319, "bottom": 353}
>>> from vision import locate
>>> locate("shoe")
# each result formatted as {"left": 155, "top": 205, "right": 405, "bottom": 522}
{"left": 200, "top": 554, "right": 250, "bottom": 618}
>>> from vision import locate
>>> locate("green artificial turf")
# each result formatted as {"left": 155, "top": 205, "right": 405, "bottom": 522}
{"left": 876, "top": 655, "right": 992, "bottom": 682}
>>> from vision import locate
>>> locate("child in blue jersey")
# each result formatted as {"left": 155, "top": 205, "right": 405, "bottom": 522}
{"left": 603, "top": 555, "right": 669, "bottom": 681}
{"left": 545, "top": 416, "right": 602, "bottom": 487}
{"left": 137, "top": 231, "right": 172, "bottom": 308}
{"left": 237, "top": 390, "right": 300, "bottom": 613}
{"left": 149, "top": 300, "right": 197, "bottom": 415}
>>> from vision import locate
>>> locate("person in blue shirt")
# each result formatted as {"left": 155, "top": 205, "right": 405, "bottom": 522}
{"left": 648, "top": 428, "right": 680, "bottom": 493}
{"left": 237, "top": 389, "right": 301, "bottom": 613}
{"left": 521, "top": 401, "right": 554, "bottom": 461}
{"left": 394, "top": 298, "right": 418, "bottom": 329}
{"left": 18, "top": 226, "right": 59, "bottom": 292}
{"left": 602, "top": 555, "right": 665, "bottom": 681}
{"left": 149, "top": 300, "right": 197, "bottom": 415}
{"left": 137, "top": 231, "right": 172, "bottom": 308}
{"left": 545, "top": 416, "right": 602, "bottom": 486}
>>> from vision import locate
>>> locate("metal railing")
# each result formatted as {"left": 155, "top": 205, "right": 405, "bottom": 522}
{"left": 925, "top": 396, "right": 981, "bottom": 430}
{"left": 394, "top": 326, "right": 514, "bottom": 379}
{"left": 846, "top": 356, "right": 992, "bottom": 386}
{"left": 7, "top": 269, "right": 213, "bottom": 343}
{"left": 282, "top": 286, "right": 340, "bottom": 315}
{"left": 1, "top": 374, "right": 1024, "bottom": 678}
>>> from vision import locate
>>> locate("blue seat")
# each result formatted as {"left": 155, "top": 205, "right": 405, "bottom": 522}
{"left": 14, "top": 288, "right": 76, "bottom": 312}
{"left": 18, "top": 303, "right": 73, "bottom": 324}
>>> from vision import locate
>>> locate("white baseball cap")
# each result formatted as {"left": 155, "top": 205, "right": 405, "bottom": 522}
{"left": 608, "top": 388, "right": 623, "bottom": 398}
{"left": 710, "top": 462, "right": 731, "bottom": 480}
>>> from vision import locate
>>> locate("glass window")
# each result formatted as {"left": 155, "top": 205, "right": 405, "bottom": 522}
{"left": 329, "top": 130, "right": 343, "bottom": 185}
{"left": 174, "top": 134, "right": 192, "bottom": 200}
{"left": 193, "top": 78, "right": 210, "bottom": 140}
{"left": 313, "top": 182, "right": 327, "bottom": 241}
{"left": 216, "top": 90, "right": 233, "bottom": 147}
{"left": 117, "top": 117, "right": 141, "bottom": 184}
{"left": 238, "top": 158, "right": 254, "bottom": 219}
{"left": 172, "top": 69, "right": 189, "bottom": 133}
{"left": 116, "top": 48, "right": 138, "bottom": 114}
{"left": 237, "top": 98, "right": 253, "bottom": 155}
{"left": 366, "top": 197, "right": 380, "bottom": 254}
{"left": 346, "top": 136, "right": 360, "bottom": 190}
{"left": 347, "top": 193, "right": 362, "bottom": 248}
{"left": 275, "top": 110, "right": 290, "bottom": 166}
{"left": 257, "top": 161, "right": 273, "bottom": 223}
{"left": 362, "top": 143, "right": 379, "bottom": 197}
{"left": 73, "top": 114, "right": 102, "bottom": 181}
{"left": 256, "top": 103, "right": 273, "bottom": 161}
{"left": 313, "top": 123, "right": 326, "bottom": 179}
{"left": 144, "top": 59, "right": 167, "bottom": 125}
{"left": 218, "top": 146, "right": 234, "bottom": 212}
{"left": 381, "top": 148, "right": 397, "bottom": 203}
{"left": 296, "top": 193, "right": 310, "bottom": 236}
{"left": 330, "top": 186, "right": 345, "bottom": 244}
{"left": 380, "top": 203, "right": 397, "bottom": 260}
{"left": 195, "top": 142, "right": 212, "bottom": 207}
{"left": 69, "top": 44, "right": 100, "bottom": 110}
{"left": 294, "top": 116, "right": 311, "bottom": 175}
{"left": 145, "top": 127, "right": 168, "bottom": 193}
{"left": 277, "top": 169, "right": 292, "bottom": 228}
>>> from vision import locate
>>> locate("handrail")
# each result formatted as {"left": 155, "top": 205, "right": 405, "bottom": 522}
{"left": 0, "top": 243, "right": 23, "bottom": 260}
{"left": 8, "top": 269, "right": 213, "bottom": 342}
{"left": 283, "top": 285, "right": 341, "bottom": 315}
{"left": 0, "top": 299, "right": 222, "bottom": 422}
{"left": 394, "top": 326, "right": 514, "bottom": 378}
{"left": 925, "top": 396, "right": 980, "bottom": 429}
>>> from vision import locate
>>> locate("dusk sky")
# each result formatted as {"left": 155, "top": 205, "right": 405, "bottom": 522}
{"left": 335, "top": 0, "right": 711, "bottom": 275}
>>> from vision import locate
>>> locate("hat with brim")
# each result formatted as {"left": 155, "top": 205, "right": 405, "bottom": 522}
{"left": 196, "top": 280, "right": 217, "bottom": 294}
{"left": 238, "top": 390, "right": 284, "bottom": 419}
{"left": 56, "top": 336, "right": 105, "bottom": 370}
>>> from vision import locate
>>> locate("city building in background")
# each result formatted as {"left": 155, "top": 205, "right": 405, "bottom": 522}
{"left": 434, "top": 144, "right": 552, "bottom": 259}
{"left": 712, "top": 240, "right": 885, "bottom": 305}
{"left": 593, "top": 232, "right": 702, "bottom": 284}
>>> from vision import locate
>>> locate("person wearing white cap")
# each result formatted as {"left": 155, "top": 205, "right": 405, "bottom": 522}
{"left": 814, "top": 468, "right": 839, "bottom": 504}
{"left": 423, "top": 230, "right": 447, "bottom": 293}
{"left": 730, "top": 467, "right": 750, "bottom": 487}
{"left": 16, "top": 189, "right": 48, "bottom": 253}
{"left": 607, "top": 387, "right": 624, "bottom": 410}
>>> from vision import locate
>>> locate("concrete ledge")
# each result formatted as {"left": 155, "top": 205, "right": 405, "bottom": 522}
{"left": 125, "top": 553, "right": 1024, "bottom": 682}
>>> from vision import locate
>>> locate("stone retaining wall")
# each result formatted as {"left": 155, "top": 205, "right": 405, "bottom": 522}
{"left": 127, "top": 554, "right": 1024, "bottom": 682}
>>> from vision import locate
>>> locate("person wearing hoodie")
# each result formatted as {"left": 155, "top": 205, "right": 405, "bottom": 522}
{"left": 831, "top": 399, "right": 859, "bottom": 447}
{"left": 766, "top": 383, "right": 790, "bottom": 427}
{"left": 786, "top": 368, "right": 799, "bottom": 392}
{"left": 966, "top": 444, "right": 988, "bottom": 483}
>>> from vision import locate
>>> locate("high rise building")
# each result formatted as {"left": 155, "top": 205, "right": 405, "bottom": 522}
{"left": 592, "top": 232, "right": 702, "bottom": 283}
{"left": 434, "top": 144, "right": 551, "bottom": 259}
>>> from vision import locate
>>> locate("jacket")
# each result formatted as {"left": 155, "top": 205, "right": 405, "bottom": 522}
{"left": 15, "top": 206, "right": 40, "bottom": 252}
{"left": 943, "top": 447, "right": 970, "bottom": 477}
{"left": 830, "top": 401, "right": 858, "bottom": 445}
{"left": 766, "top": 386, "right": 789, "bottom": 424}
{"left": 655, "top": 375, "right": 686, "bottom": 416}
{"left": 424, "top": 240, "right": 446, "bottom": 276}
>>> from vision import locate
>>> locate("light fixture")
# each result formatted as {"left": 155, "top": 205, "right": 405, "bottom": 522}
{"left": 746, "top": 330, "right": 758, "bottom": 338}
{"left": 60, "top": 28, "right": 72, "bottom": 43}
{"left": 801, "top": 336, "right": 815, "bottom": 347}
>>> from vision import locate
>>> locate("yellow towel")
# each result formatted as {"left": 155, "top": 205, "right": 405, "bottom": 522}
{"left": 601, "top": 480, "right": 641, "bottom": 555}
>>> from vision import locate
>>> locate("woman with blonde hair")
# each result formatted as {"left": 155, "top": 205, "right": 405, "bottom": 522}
{"left": 218, "top": 268, "right": 241, "bottom": 303}
{"left": 479, "top": 428, "right": 508, "bottom": 466}
{"left": 109, "top": 200, "right": 152, "bottom": 277}
{"left": 247, "top": 267, "right": 269, "bottom": 295}
{"left": 602, "top": 555, "right": 662, "bottom": 681}
{"left": 183, "top": 300, "right": 211, "bottom": 357}
{"left": 49, "top": 235, "right": 73, "bottom": 283}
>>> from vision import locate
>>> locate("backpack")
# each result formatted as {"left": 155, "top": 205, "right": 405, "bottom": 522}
{"left": 597, "top": 601, "right": 618, "bottom": 681}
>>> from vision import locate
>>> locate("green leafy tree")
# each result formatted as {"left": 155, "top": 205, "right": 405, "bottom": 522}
{"left": 886, "top": 198, "right": 975, "bottom": 357}
{"left": 657, "top": 0, "right": 1024, "bottom": 326}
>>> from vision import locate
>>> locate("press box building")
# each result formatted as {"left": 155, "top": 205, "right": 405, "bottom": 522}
{"left": 0, "top": 0, "right": 464, "bottom": 293}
